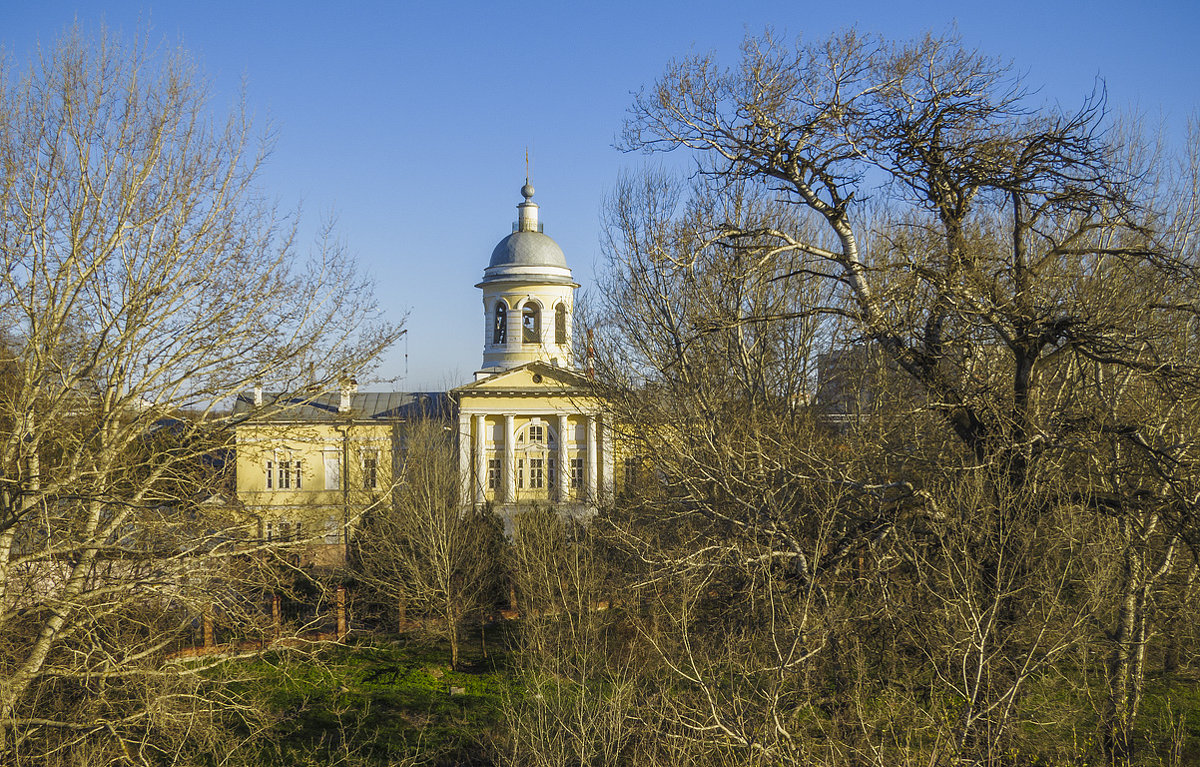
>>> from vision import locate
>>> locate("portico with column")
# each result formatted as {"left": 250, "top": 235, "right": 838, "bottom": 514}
{"left": 456, "top": 387, "right": 610, "bottom": 509}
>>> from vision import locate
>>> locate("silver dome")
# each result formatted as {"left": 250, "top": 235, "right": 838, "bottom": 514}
{"left": 487, "top": 231, "right": 568, "bottom": 269}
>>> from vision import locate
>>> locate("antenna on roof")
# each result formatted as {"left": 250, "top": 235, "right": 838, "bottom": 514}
{"left": 525, "top": 147, "right": 530, "bottom": 185}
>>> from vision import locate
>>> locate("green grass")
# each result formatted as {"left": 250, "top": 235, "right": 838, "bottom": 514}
{"left": 219, "top": 630, "right": 518, "bottom": 766}
{"left": 208, "top": 630, "right": 1200, "bottom": 767}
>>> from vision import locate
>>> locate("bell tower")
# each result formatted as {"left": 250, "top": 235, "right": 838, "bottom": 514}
{"left": 476, "top": 183, "right": 578, "bottom": 378}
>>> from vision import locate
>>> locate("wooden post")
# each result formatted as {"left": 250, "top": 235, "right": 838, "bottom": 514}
{"left": 202, "top": 608, "right": 214, "bottom": 649}
{"left": 336, "top": 584, "right": 347, "bottom": 641}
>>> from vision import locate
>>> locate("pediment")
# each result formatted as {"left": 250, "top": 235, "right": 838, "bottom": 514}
{"left": 455, "top": 361, "right": 591, "bottom": 395}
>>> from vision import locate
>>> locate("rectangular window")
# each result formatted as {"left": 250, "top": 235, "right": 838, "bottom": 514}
{"left": 624, "top": 456, "right": 641, "bottom": 487}
{"left": 279, "top": 521, "right": 292, "bottom": 542}
{"left": 487, "top": 458, "right": 501, "bottom": 489}
{"left": 530, "top": 457, "right": 544, "bottom": 489}
{"left": 279, "top": 460, "right": 302, "bottom": 490}
{"left": 548, "top": 455, "right": 556, "bottom": 487}
{"left": 362, "top": 454, "right": 378, "bottom": 490}
{"left": 517, "top": 458, "right": 524, "bottom": 489}
{"left": 265, "top": 521, "right": 273, "bottom": 541}
{"left": 324, "top": 453, "right": 341, "bottom": 491}
{"left": 528, "top": 424, "right": 544, "bottom": 443}
{"left": 266, "top": 460, "right": 274, "bottom": 490}
{"left": 569, "top": 457, "right": 584, "bottom": 489}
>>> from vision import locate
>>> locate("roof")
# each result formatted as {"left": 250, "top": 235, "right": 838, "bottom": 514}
{"left": 232, "top": 391, "right": 452, "bottom": 422}
{"left": 487, "top": 230, "right": 567, "bottom": 270}
{"left": 480, "top": 183, "right": 577, "bottom": 286}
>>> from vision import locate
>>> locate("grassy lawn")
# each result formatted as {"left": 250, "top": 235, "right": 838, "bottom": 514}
{"left": 209, "top": 627, "right": 1200, "bottom": 766}
{"left": 222, "top": 628, "right": 516, "bottom": 766}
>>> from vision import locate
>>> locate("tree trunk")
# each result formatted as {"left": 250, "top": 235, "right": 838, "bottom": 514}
{"left": 203, "top": 608, "right": 215, "bottom": 649}
{"left": 336, "top": 584, "right": 347, "bottom": 642}
{"left": 1106, "top": 520, "right": 1142, "bottom": 766}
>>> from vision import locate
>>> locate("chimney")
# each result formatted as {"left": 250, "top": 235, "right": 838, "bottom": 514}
{"left": 339, "top": 374, "right": 358, "bottom": 414}
{"left": 253, "top": 382, "right": 263, "bottom": 407}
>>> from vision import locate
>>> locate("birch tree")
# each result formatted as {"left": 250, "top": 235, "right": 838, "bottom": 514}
{"left": 0, "top": 28, "right": 402, "bottom": 763}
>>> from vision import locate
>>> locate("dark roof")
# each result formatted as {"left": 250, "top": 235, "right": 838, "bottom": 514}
{"left": 232, "top": 391, "right": 452, "bottom": 422}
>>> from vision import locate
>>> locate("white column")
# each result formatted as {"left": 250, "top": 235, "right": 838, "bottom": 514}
{"left": 474, "top": 414, "right": 487, "bottom": 506}
{"left": 557, "top": 413, "right": 569, "bottom": 502}
{"left": 601, "top": 416, "right": 615, "bottom": 501}
{"left": 503, "top": 413, "right": 516, "bottom": 503}
{"left": 458, "top": 411, "right": 471, "bottom": 508}
{"left": 586, "top": 414, "right": 598, "bottom": 504}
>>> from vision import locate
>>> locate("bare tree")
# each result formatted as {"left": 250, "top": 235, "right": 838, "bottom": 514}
{"left": 501, "top": 506, "right": 637, "bottom": 767}
{"left": 354, "top": 417, "right": 502, "bottom": 670}
{"left": 0, "top": 27, "right": 403, "bottom": 762}
{"left": 587, "top": 171, "right": 879, "bottom": 765}
{"left": 598, "top": 30, "right": 1200, "bottom": 765}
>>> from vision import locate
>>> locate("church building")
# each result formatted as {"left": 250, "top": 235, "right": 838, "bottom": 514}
{"left": 452, "top": 183, "right": 617, "bottom": 513}
{"left": 233, "top": 182, "right": 619, "bottom": 553}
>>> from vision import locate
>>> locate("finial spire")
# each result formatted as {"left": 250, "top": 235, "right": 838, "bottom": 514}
{"left": 518, "top": 158, "right": 538, "bottom": 231}
{"left": 520, "top": 149, "right": 536, "bottom": 206}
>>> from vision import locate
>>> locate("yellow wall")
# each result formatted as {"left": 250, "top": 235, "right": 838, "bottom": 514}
{"left": 235, "top": 420, "right": 394, "bottom": 538}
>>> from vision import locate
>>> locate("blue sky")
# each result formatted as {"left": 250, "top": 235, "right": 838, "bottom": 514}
{"left": 4, "top": 1, "right": 1198, "bottom": 389}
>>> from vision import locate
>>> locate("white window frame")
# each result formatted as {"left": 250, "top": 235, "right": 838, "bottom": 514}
{"left": 277, "top": 458, "right": 302, "bottom": 490}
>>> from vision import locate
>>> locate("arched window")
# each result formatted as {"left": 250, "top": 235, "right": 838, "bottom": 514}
{"left": 493, "top": 301, "right": 508, "bottom": 345}
{"left": 522, "top": 302, "right": 540, "bottom": 344}
{"left": 555, "top": 303, "right": 567, "bottom": 344}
